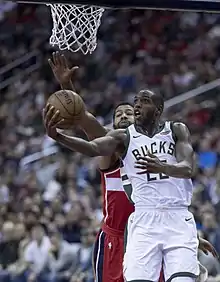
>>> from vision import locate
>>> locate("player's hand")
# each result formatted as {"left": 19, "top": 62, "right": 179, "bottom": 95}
{"left": 134, "top": 152, "right": 166, "bottom": 174}
{"left": 48, "top": 51, "right": 79, "bottom": 86}
{"left": 43, "top": 104, "right": 64, "bottom": 139}
{"left": 198, "top": 237, "right": 219, "bottom": 258}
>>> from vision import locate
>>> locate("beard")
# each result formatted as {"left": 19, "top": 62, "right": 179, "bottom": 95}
{"left": 114, "top": 120, "right": 132, "bottom": 129}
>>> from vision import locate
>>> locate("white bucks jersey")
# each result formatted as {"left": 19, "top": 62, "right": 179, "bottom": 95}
{"left": 121, "top": 122, "right": 193, "bottom": 208}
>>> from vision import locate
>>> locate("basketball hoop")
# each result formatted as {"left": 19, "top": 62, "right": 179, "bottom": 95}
{"left": 17, "top": 0, "right": 220, "bottom": 55}
{"left": 46, "top": 3, "right": 104, "bottom": 54}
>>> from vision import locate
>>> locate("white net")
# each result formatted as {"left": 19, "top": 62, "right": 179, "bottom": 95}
{"left": 47, "top": 4, "right": 105, "bottom": 55}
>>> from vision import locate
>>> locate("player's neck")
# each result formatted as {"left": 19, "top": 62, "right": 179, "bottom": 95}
{"left": 135, "top": 120, "right": 160, "bottom": 137}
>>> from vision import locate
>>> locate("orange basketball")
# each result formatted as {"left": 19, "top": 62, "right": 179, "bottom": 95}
{"left": 47, "top": 90, "right": 85, "bottom": 129}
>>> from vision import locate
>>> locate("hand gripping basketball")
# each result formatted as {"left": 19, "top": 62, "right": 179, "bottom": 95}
{"left": 43, "top": 105, "right": 64, "bottom": 139}
{"left": 46, "top": 90, "right": 85, "bottom": 129}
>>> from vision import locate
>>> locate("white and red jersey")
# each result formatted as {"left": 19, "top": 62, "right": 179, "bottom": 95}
{"left": 100, "top": 165, "right": 134, "bottom": 232}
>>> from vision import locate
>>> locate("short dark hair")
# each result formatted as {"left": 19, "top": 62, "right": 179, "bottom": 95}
{"left": 113, "top": 102, "right": 133, "bottom": 120}
{"left": 138, "top": 89, "right": 164, "bottom": 113}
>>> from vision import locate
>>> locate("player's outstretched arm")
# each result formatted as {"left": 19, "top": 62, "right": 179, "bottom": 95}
{"left": 49, "top": 52, "right": 108, "bottom": 139}
{"left": 163, "top": 122, "right": 194, "bottom": 178}
{"left": 48, "top": 51, "right": 78, "bottom": 91}
{"left": 43, "top": 105, "right": 126, "bottom": 156}
{"left": 56, "top": 129, "right": 126, "bottom": 157}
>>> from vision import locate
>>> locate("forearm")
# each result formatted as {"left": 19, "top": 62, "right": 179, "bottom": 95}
{"left": 56, "top": 133, "right": 99, "bottom": 157}
{"left": 163, "top": 161, "right": 193, "bottom": 178}
{"left": 56, "top": 132, "right": 118, "bottom": 157}
{"left": 60, "top": 80, "right": 75, "bottom": 91}
{"left": 79, "top": 111, "right": 108, "bottom": 140}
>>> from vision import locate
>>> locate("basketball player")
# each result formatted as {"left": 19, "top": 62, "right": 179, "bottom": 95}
{"left": 92, "top": 103, "right": 135, "bottom": 282}
{"left": 46, "top": 53, "right": 218, "bottom": 281}
{"left": 44, "top": 88, "right": 203, "bottom": 282}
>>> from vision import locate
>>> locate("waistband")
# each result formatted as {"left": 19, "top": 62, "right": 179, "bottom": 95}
{"left": 135, "top": 205, "right": 188, "bottom": 211}
{"left": 101, "top": 222, "right": 124, "bottom": 238}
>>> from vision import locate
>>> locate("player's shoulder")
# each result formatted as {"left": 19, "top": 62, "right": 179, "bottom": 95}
{"left": 170, "top": 121, "right": 189, "bottom": 132}
{"left": 106, "top": 128, "right": 129, "bottom": 156}
{"left": 169, "top": 121, "right": 190, "bottom": 141}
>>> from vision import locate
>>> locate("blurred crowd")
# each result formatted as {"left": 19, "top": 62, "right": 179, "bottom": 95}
{"left": 1, "top": 2, "right": 220, "bottom": 282}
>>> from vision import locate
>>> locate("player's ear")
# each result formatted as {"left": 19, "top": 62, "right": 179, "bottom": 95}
{"left": 154, "top": 108, "right": 160, "bottom": 118}
{"left": 156, "top": 105, "right": 163, "bottom": 117}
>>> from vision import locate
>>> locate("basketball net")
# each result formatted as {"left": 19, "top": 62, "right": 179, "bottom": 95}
{"left": 47, "top": 4, "right": 104, "bottom": 55}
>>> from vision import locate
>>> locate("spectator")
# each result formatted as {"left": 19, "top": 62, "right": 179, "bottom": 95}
{"left": 0, "top": 222, "right": 19, "bottom": 282}
{"left": 24, "top": 223, "right": 51, "bottom": 282}
{"left": 61, "top": 206, "right": 82, "bottom": 244}
{"left": 202, "top": 212, "right": 220, "bottom": 255}
{"left": 8, "top": 223, "right": 30, "bottom": 282}
{"left": 70, "top": 228, "right": 95, "bottom": 282}
{"left": 48, "top": 231, "right": 78, "bottom": 282}
{"left": 198, "top": 140, "right": 218, "bottom": 170}
{"left": 53, "top": 213, "right": 66, "bottom": 233}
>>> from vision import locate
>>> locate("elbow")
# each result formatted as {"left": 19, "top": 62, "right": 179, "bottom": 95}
{"left": 88, "top": 142, "right": 101, "bottom": 157}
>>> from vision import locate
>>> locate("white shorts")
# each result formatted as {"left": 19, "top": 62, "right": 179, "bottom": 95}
{"left": 123, "top": 208, "right": 200, "bottom": 282}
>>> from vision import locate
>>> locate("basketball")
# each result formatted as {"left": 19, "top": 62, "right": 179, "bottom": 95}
{"left": 47, "top": 90, "right": 85, "bottom": 129}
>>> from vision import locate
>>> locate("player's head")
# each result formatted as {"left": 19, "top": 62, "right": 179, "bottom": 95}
{"left": 134, "top": 90, "right": 164, "bottom": 126}
{"left": 113, "top": 103, "right": 134, "bottom": 129}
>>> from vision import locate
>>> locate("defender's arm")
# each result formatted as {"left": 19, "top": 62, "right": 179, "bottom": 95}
{"left": 79, "top": 111, "right": 108, "bottom": 140}
{"left": 56, "top": 129, "right": 126, "bottom": 157}
{"left": 163, "top": 122, "right": 194, "bottom": 178}
{"left": 49, "top": 52, "right": 108, "bottom": 139}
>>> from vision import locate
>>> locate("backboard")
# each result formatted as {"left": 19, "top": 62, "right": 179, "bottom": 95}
{"left": 17, "top": 0, "right": 220, "bottom": 11}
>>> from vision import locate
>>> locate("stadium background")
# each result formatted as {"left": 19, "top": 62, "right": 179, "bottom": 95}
{"left": 1, "top": 2, "right": 220, "bottom": 282}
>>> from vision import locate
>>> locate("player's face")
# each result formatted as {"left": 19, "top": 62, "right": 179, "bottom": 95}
{"left": 134, "top": 90, "right": 158, "bottom": 126}
{"left": 114, "top": 105, "right": 134, "bottom": 129}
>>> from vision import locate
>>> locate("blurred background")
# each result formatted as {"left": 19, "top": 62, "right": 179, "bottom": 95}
{"left": 1, "top": 2, "right": 220, "bottom": 282}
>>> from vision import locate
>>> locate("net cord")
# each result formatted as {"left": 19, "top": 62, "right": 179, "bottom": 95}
{"left": 47, "top": 3, "right": 104, "bottom": 54}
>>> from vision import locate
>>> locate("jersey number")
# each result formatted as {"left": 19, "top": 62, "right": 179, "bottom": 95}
{"left": 147, "top": 160, "right": 169, "bottom": 182}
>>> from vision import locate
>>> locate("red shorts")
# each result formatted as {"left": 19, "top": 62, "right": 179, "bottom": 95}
{"left": 93, "top": 224, "right": 125, "bottom": 282}
{"left": 159, "top": 269, "right": 165, "bottom": 282}
{"left": 93, "top": 223, "right": 164, "bottom": 282}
